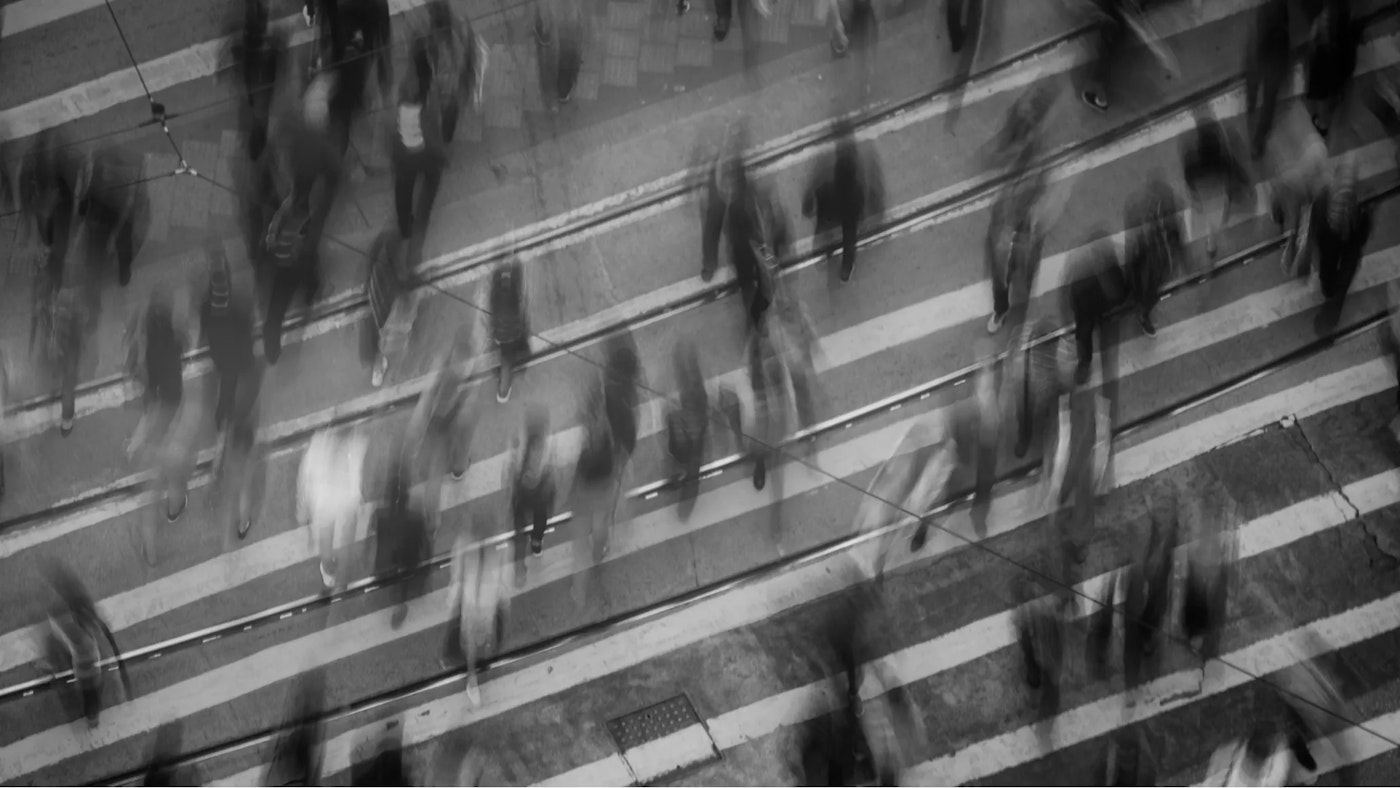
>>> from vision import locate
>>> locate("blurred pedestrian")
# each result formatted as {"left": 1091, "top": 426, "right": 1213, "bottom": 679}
{"left": 1100, "top": 727, "right": 1157, "bottom": 786}
{"left": 429, "top": 737, "right": 492, "bottom": 786}
{"left": 857, "top": 410, "right": 959, "bottom": 580}
{"left": 351, "top": 724, "right": 409, "bottom": 786}
{"left": 1312, "top": 155, "right": 1370, "bottom": 333}
{"left": 666, "top": 341, "right": 710, "bottom": 521}
{"left": 1121, "top": 496, "right": 1178, "bottom": 688}
{"left": 230, "top": 0, "right": 286, "bottom": 162}
{"left": 1245, "top": 0, "right": 1290, "bottom": 159}
{"left": 265, "top": 669, "right": 325, "bottom": 787}
{"left": 37, "top": 564, "right": 132, "bottom": 729}
{"left": 444, "top": 527, "right": 512, "bottom": 707}
{"left": 74, "top": 145, "right": 145, "bottom": 287}
{"left": 48, "top": 284, "right": 84, "bottom": 438}
{"left": 490, "top": 258, "right": 531, "bottom": 402}
{"left": 944, "top": 0, "right": 985, "bottom": 129}
{"left": 985, "top": 151, "right": 1050, "bottom": 335}
{"left": 363, "top": 229, "right": 417, "bottom": 387}
{"left": 506, "top": 406, "right": 555, "bottom": 584}
{"left": 124, "top": 290, "right": 191, "bottom": 525}
{"left": 419, "top": 0, "right": 489, "bottom": 142}
{"left": 1122, "top": 176, "right": 1183, "bottom": 338}
{"left": 201, "top": 244, "right": 257, "bottom": 433}
{"left": 406, "top": 327, "right": 481, "bottom": 517}
{"left": 304, "top": 0, "right": 392, "bottom": 103}
{"left": 716, "top": 0, "right": 768, "bottom": 82}
{"left": 803, "top": 120, "right": 885, "bottom": 284}
{"left": 1011, "top": 319, "right": 1077, "bottom": 462}
{"left": 1304, "top": 0, "right": 1359, "bottom": 139}
{"left": 298, "top": 425, "right": 369, "bottom": 590}
{"left": 1067, "top": 233, "right": 1127, "bottom": 385}
{"left": 391, "top": 62, "right": 446, "bottom": 244}
{"left": 534, "top": 0, "right": 584, "bottom": 104}
{"left": 1382, "top": 280, "right": 1400, "bottom": 420}
{"left": 263, "top": 193, "right": 320, "bottom": 365}
{"left": 142, "top": 720, "right": 184, "bottom": 786}
{"left": 1180, "top": 111, "right": 1252, "bottom": 259}
{"left": 1014, "top": 580, "right": 1069, "bottom": 721}
{"left": 1079, "top": 0, "right": 1127, "bottom": 112}
{"left": 372, "top": 461, "right": 431, "bottom": 629}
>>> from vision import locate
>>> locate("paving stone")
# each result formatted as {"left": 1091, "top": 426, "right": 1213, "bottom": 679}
{"left": 645, "top": 16, "right": 680, "bottom": 44}
{"left": 607, "top": 1, "right": 647, "bottom": 30}
{"left": 640, "top": 42, "right": 677, "bottom": 73}
{"left": 679, "top": 9, "right": 712, "bottom": 37}
{"left": 677, "top": 35, "right": 713, "bottom": 67}
{"left": 602, "top": 55, "right": 639, "bottom": 87}
{"left": 606, "top": 29, "right": 641, "bottom": 58}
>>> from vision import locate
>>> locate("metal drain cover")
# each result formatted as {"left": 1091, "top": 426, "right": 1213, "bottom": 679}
{"left": 606, "top": 694, "right": 720, "bottom": 785}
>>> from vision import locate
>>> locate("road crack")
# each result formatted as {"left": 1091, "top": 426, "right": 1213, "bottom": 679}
{"left": 1292, "top": 419, "right": 1361, "bottom": 521}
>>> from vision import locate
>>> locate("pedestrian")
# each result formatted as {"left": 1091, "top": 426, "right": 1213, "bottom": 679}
{"left": 49, "top": 284, "right": 83, "bottom": 438}
{"left": 506, "top": 406, "right": 555, "bottom": 584}
{"left": 444, "top": 526, "right": 512, "bottom": 706}
{"left": 1122, "top": 176, "right": 1183, "bottom": 338}
{"left": 391, "top": 62, "right": 446, "bottom": 244}
{"left": 363, "top": 229, "right": 417, "bottom": 387}
{"left": 263, "top": 193, "right": 320, "bottom": 365}
{"left": 298, "top": 425, "right": 369, "bottom": 590}
{"left": 802, "top": 120, "right": 885, "bottom": 284}
{"left": 1121, "top": 498, "right": 1178, "bottom": 688}
{"left": 1382, "top": 280, "right": 1400, "bottom": 421}
{"left": 232, "top": 0, "right": 286, "bottom": 162}
{"left": 1270, "top": 132, "right": 1331, "bottom": 279}
{"left": 212, "top": 369, "right": 265, "bottom": 542}
{"left": 1067, "top": 233, "right": 1127, "bottom": 385}
{"left": 534, "top": 0, "right": 584, "bottom": 105}
{"left": 1079, "top": 0, "right": 1127, "bottom": 112}
{"left": 201, "top": 244, "right": 257, "bottom": 432}
{"left": 124, "top": 290, "right": 191, "bottom": 524}
{"left": 944, "top": 0, "right": 985, "bottom": 129}
{"left": 405, "top": 328, "right": 480, "bottom": 523}
{"left": 714, "top": 0, "right": 768, "bottom": 80}
{"left": 1312, "top": 156, "right": 1370, "bottom": 333}
{"left": 985, "top": 150, "right": 1049, "bottom": 334}
{"left": 373, "top": 461, "right": 431, "bottom": 629}
{"left": 142, "top": 720, "right": 184, "bottom": 786}
{"left": 1180, "top": 111, "right": 1252, "bottom": 259}
{"left": 1304, "top": 0, "right": 1359, "bottom": 139}
{"left": 1014, "top": 580, "right": 1069, "bottom": 721}
{"left": 265, "top": 670, "right": 325, "bottom": 786}
{"left": 1245, "top": 0, "right": 1291, "bottom": 159}
{"left": 489, "top": 258, "right": 530, "bottom": 402}
{"left": 571, "top": 371, "right": 620, "bottom": 607}
{"left": 304, "top": 0, "right": 392, "bottom": 103}
{"left": 37, "top": 564, "right": 132, "bottom": 729}
{"left": 1100, "top": 727, "right": 1157, "bottom": 786}
{"left": 856, "top": 409, "right": 960, "bottom": 579}
{"left": 351, "top": 724, "right": 410, "bottom": 786}
{"left": 666, "top": 341, "right": 709, "bottom": 521}
{"left": 74, "top": 145, "right": 145, "bottom": 287}
{"left": 1010, "top": 319, "right": 1077, "bottom": 462}
{"left": 419, "top": 0, "right": 488, "bottom": 143}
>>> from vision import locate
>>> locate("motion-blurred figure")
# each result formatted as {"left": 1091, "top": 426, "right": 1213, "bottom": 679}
{"left": 1245, "top": 0, "right": 1290, "bottom": 159}
{"left": 803, "top": 120, "right": 885, "bottom": 284}
{"left": 1121, "top": 496, "right": 1179, "bottom": 688}
{"left": 700, "top": 120, "right": 790, "bottom": 330}
{"left": 48, "top": 283, "right": 84, "bottom": 439}
{"left": 1078, "top": 0, "right": 1128, "bottom": 112}
{"left": 407, "top": 327, "right": 481, "bottom": 518}
{"left": 716, "top": 0, "right": 769, "bottom": 84}
{"left": 1363, "top": 66, "right": 1400, "bottom": 171}
{"left": 490, "top": 258, "right": 531, "bottom": 403}
{"left": 74, "top": 145, "right": 146, "bottom": 288}
{"left": 202, "top": 246, "right": 265, "bottom": 541}
{"left": 37, "top": 564, "right": 132, "bottom": 729}
{"left": 266, "top": 669, "right": 326, "bottom": 786}
{"left": 1067, "top": 232, "right": 1127, "bottom": 385}
{"left": 506, "top": 406, "right": 555, "bottom": 585}
{"left": 985, "top": 148, "right": 1050, "bottom": 335}
{"left": 1014, "top": 579, "right": 1069, "bottom": 723}
{"left": 124, "top": 290, "right": 192, "bottom": 527}
{"left": 1271, "top": 131, "right": 1331, "bottom": 279}
{"left": 363, "top": 229, "right": 417, "bottom": 387}
{"left": 142, "top": 720, "right": 184, "bottom": 786}
{"left": 351, "top": 723, "right": 410, "bottom": 785}
{"left": 373, "top": 461, "right": 431, "bottom": 629}
{"left": 444, "top": 525, "right": 512, "bottom": 707}
{"left": 1181, "top": 111, "right": 1252, "bottom": 259}
{"left": 298, "top": 425, "right": 370, "bottom": 590}
{"left": 418, "top": 0, "right": 489, "bottom": 143}
{"left": 1099, "top": 727, "right": 1157, "bottom": 786}
{"left": 571, "top": 332, "right": 641, "bottom": 606}
{"left": 262, "top": 193, "right": 320, "bottom": 365}
{"left": 1382, "top": 280, "right": 1400, "bottom": 419}
{"left": 1182, "top": 516, "right": 1235, "bottom": 663}
{"left": 428, "top": 737, "right": 492, "bottom": 786}
{"left": 229, "top": 0, "right": 286, "bottom": 162}
{"left": 944, "top": 0, "right": 985, "bottom": 129}
{"left": 534, "top": 0, "right": 584, "bottom": 104}
{"left": 666, "top": 341, "right": 710, "bottom": 521}
{"left": 1122, "top": 176, "right": 1183, "bottom": 338}
{"left": 304, "top": 0, "right": 392, "bottom": 101}
{"left": 1304, "top": 0, "right": 1359, "bottom": 139}
{"left": 392, "top": 61, "right": 446, "bottom": 245}
{"left": 1311, "top": 155, "right": 1370, "bottom": 334}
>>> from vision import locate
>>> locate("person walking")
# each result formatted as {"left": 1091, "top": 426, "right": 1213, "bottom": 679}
{"left": 802, "top": 120, "right": 885, "bottom": 284}
{"left": 372, "top": 461, "right": 431, "bottom": 629}
{"left": 1312, "top": 156, "right": 1370, "bottom": 334}
{"left": 263, "top": 193, "right": 320, "bottom": 365}
{"left": 201, "top": 244, "right": 257, "bottom": 432}
{"left": 1181, "top": 111, "right": 1252, "bottom": 259}
{"left": 363, "top": 229, "right": 417, "bottom": 387}
{"left": 1304, "top": 0, "right": 1359, "bottom": 139}
{"left": 37, "top": 564, "right": 132, "bottom": 729}
{"left": 298, "top": 426, "right": 370, "bottom": 590}
{"left": 534, "top": 0, "right": 584, "bottom": 105}
{"left": 985, "top": 150, "right": 1049, "bottom": 335}
{"left": 1245, "top": 0, "right": 1291, "bottom": 159}
{"left": 489, "top": 258, "right": 530, "bottom": 402}
{"left": 124, "top": 291, "right": 191, "bottom": 525}
{"left": 444, "top": 525, "right": 512, "bottom": 706}
{"left": 506, "top": 406, "right": 555, "bottom": 585}
{"left": 666, "top": 341, "right": 709, "bottom": 521}
{"left": 1122, "top": 176, "right": 1183, "bottom": 338}
{"left": 419, "top": 0, "right": 488, "bottom": 143}
{"left": 390, "top": 63, "right": 446, "bottom": 244}
{"left": 406, "top": 329, "right": 481, "bottom": 522}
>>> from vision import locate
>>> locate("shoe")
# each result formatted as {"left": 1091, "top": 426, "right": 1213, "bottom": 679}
{"left": 60, "top": 418, "right": 74, "bottom": 437}
{"left": 1139, "top": 313, "right": 1156, "bottom": 338}
{"left": 831, "top": 36, "right": 848, "bottom": 57}
{"left": 1205, "top": 236, "right": 1217, "bottom": 258}
{"left": 449, "top": 466, "right": 468, "bottom": 481}
{"left": 986, "top": 311, "right": 1006, "bottom": 334}
{"left": 714, "top": 18, "right": 729, "bottom": 41}
{"left": 1081, "top": 89, "right": 1108, "bottom": 112}
{"left": 320, "top": 561, "right": 336, "bottom": 589}
{"left": 677, "top": 0, "right": 689, "bottom": 15}
{"left": 391, "top": 604, "right": 408, "bottom": 630}
{"left": 700, "top": 264, "right": 716, "bottom": 283}
{"left": 910, "top": 520, "right": 929, "bottom": 552}
{"left": 371, "top": 358, "right": 386, "bottom": 387}
{"left": 839, "top": 259, "right": 854, "bottom": 283}
{"left": 496, "top": 373, "right": 513, "bottom": 403}
{"left": 465, "top": 673, "right": 481, "bottom": 707}
{"left": 236, "top": 518, "right": 253, "bottom": 539}
{"left": 753, "top": 458, "right": 767, "bottom": 491}
{"left": 530, "top": 534, "right": 543, "bottom": 557}
{"left": 166, "top": 492, "right": 188, "bottom": 523}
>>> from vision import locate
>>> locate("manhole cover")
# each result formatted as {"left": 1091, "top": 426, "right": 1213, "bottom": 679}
{"left": 606, "top": 694, "right": 719, "bottom": 785}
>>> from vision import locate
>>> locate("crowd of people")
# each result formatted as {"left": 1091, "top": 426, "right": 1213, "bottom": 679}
{"left": 3, "top": 0, "right": 1400, "bottom": 784}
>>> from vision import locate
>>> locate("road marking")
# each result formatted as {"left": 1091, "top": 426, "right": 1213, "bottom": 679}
{"left": 3, "top": 197, "right": 1394, "bottom": 680}
{"left": 201, "top": 353, "right": 1397, "bottom": 786}
{"left": 1198, "top": 705, "right": 1400, "bottom": 785}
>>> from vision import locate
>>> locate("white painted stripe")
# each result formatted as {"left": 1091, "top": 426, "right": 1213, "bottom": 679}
{"left": 536, "top": 754, "right": 634, "bottom": 788}
{"left": 907, "top": 591, "right": 1400, "bottom": 785}
{"left": 0, "top": 0, "right": 1294, "bottom": 444}
{"left": 0, "top": 0, "right": 103, "bottom": 38}
{"left": 622, "top": 725, "right": 716, "bottom": 785}
{"left": 197, "top": 351, "right": 1393, "bottom": 788}
{"left": 544, "top": 469, "right": 1400, "bottom": 787}
{"left": 3, "top": 213, "right": 1391, "bottom": 678}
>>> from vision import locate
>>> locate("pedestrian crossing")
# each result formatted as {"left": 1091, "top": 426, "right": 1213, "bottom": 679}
{"left": 2, "top": 0, "right": 1400, "bottom": 784}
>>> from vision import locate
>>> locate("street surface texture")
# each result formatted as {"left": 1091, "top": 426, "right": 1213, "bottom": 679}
{"left": 1, "top": 0, "right": 1400, "bottom": 784}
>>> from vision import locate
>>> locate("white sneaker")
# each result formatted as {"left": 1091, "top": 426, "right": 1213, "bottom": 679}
{"left": 319, "top": 562, "right": 336, "bottom": 590}
{"left": 465, "top": 673, "right": 481, "bottom": 707}
{"left": 371, "top": 357, "right": 387, "bottom": 387}
{"left": 986, "top": 311, "right": 1006, "bottom": 334}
